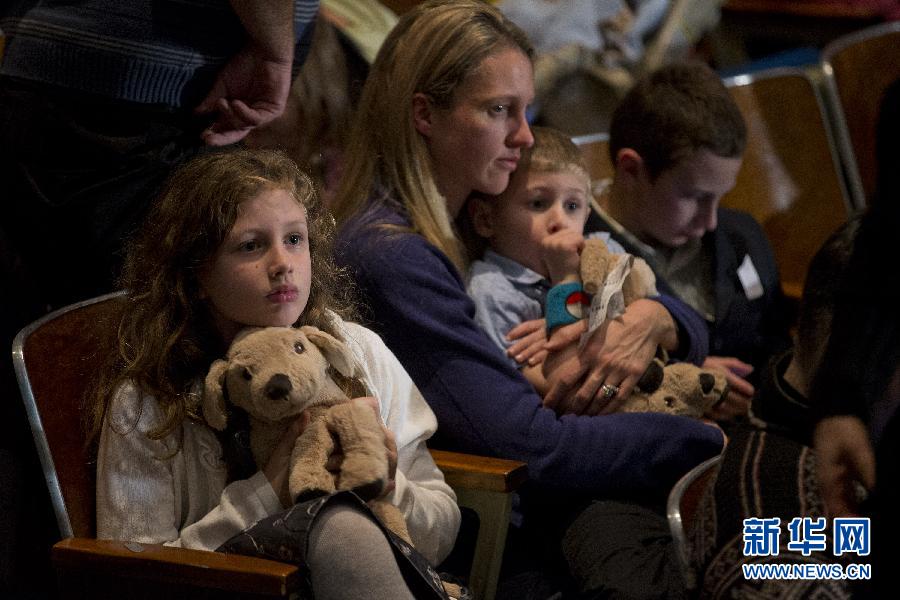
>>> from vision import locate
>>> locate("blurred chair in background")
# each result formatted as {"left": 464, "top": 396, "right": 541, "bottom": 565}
{"left": 822, "top": 20, "right": 900, "bottom": 209}
{"left": 722, "top": 66, "right": 854, "bottom": 304}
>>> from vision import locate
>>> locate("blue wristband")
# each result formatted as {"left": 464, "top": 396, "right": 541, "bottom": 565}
{"left": 545, "top": 282, "right": 589, "bottom": 333}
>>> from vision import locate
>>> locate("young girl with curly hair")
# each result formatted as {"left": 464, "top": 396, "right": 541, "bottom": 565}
{"left": 88, "top": 148, "right": 459, "bottom": 600}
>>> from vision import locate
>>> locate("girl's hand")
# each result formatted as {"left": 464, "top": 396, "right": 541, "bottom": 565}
{"left": 264, "top": 412, "right": 309, "bottom": 508}
{"left": 351, "top": 397, "right": 398, "bottom": 498}
{"left": 541, "top": 230, "right": 585, "bottom": 285}
{"left": 702, "top": 356, "right": 754, "bottom": 421}
{"left": 507, "top": 318, "right": 548, "bottom": 366}
{"left": 543, "top": 299, "right": 674, "bottom": 415}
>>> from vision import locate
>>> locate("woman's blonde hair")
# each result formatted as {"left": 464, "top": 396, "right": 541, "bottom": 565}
{"left": 331, "top": 0, "right": 533, "bottom": 270}
{"left": 86, "top": 149, "right": 355, "bottom": 446}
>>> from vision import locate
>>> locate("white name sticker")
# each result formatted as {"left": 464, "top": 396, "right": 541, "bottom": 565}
{"left": 737, "top": 254, "right": 764, "bottom": 301}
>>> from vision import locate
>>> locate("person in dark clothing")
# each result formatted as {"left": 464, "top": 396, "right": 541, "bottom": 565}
{"left": 811, "top": 77, "right": 900, "bottom": 600}
{"left": 0, "top": 3, "right": 318, "bottom": 596}
{"left": 692, "top": 218, "right": 861, "bottom": 599}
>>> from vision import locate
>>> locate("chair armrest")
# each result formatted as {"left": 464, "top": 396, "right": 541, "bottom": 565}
{"left": 53, "top": 538, "right": 299, "bottom": 597}
{"left": 430, "top": 449, "right": 527, "bottom": 493}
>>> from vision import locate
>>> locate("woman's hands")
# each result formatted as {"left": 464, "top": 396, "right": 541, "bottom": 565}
{"left": 542, "top": 299, "right": 676, "bottom": 415}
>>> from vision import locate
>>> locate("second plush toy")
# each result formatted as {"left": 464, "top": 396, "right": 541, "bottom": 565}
{"left": 580, "top": 238, "right": 728, "bottom": 417}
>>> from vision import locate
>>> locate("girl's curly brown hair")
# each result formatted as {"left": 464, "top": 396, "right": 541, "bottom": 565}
{"left": 86, "top": 149, "right": 356, "bottom": 447}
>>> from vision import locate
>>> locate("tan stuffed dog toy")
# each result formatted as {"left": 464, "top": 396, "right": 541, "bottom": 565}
{"left": 202, "top": 325, "right": 411, "bottom": 543}
{"left": 580, "top": 238, "right": 727, "bottom": 417}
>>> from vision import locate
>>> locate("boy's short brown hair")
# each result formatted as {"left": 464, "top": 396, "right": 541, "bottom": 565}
{"left": 609, "top": 60, "right": 746, "bottom": 180}
{"left": 515, "top": 125, "right": 591, "bottom": 194}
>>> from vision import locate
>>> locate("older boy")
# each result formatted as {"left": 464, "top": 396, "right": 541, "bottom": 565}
{"left": 589, "top": 60, "right": 791, "bottom": 416}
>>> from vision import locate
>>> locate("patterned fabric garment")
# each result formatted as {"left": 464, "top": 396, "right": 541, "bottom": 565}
{"left": 689, "top": 426, "right": 852, "bottom": 599}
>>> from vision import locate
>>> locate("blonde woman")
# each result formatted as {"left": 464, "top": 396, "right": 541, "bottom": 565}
{"left": 333, "top": 1, "right": 724, "bottom": 596}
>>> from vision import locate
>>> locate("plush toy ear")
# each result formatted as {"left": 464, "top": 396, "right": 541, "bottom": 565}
{"left": 623, "top": 256, "right": 658, "bottom": 303}
{"left": 636, "top": 357, "right": 665, "bottom": 393}
{"left": 202, "top": 359, "right": 230, "bottom": 431}
{"left": 300, "top": 326, "right": 359, "bottom": 378}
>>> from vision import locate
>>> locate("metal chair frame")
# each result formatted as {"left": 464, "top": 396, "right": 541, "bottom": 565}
{"left": 821, "top": 20, "right": 900, "bottom": 210}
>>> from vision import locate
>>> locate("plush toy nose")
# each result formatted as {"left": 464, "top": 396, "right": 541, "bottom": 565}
{"left": 265, "top": 374, "right": 293, "bottom": 400}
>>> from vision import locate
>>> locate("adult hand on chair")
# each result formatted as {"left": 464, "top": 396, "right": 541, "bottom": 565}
{"left": 196, "top": 43, "right": 293, "bottom": 146}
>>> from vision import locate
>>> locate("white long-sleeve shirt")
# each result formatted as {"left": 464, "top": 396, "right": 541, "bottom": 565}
{"left": 96, "top": 320, "right": 460, "bottom": 565}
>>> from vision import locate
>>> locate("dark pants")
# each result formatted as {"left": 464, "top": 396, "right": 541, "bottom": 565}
{"left": 563, "top": 501, "right": 686, "bottom": 600}
{"left": 498, "top": 488, "right": 684, "bottom": 600}
{"left": 0, "top": 76, "right": 207, "bottom": 598}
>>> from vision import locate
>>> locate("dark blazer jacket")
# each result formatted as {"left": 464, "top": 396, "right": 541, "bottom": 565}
{"left": 586, "top": 207, "right": 792, "bottom": 372}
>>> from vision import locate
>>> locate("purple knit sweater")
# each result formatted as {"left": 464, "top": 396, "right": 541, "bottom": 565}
{"left": 336, "top": 201, "right": 723, "bottom": 499}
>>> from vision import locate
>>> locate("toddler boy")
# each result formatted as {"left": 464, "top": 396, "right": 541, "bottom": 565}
{"left": 467, "top": 126, "right": 622, "bottom": 394}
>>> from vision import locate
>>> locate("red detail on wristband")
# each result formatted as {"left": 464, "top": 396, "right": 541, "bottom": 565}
{"left": 566, "top": 291, "right": 590, "bottom": 307}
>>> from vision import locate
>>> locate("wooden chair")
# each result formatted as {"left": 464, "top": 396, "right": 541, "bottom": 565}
{"left": 12, "top": 292, "right": 526, "bottom": 600}
{"left": 722, "top": 67, "right": 854, "bottom": 302}
{"left": 666, "top": 455, "right": 721, "bottom": 589}
{"left": 822, "top": 20, "right": 900, "bottom": 209}
{"left": 572, "top": 132, "right": 614, "bottom": 203}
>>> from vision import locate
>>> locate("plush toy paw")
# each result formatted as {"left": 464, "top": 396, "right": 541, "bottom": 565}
{"left": 289, "top": 417, "right": 338, "bottom": 501}
{"left": 327, "top": 402, "right": 391, "bottom": 499}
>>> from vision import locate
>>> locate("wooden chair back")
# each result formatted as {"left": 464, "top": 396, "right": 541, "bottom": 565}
{"left": 822, "top": 21, "right": 900, "bottom": 208}
{"left": 722, "top": 67, "right": 853, "bottom": 300}
{"left": 12, "top": 292, "right": 124, "bottom": 539}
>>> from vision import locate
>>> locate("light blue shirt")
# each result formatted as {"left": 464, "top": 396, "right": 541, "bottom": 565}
{"left": 467, "top": 232, "right": 623, "bottom": 368}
